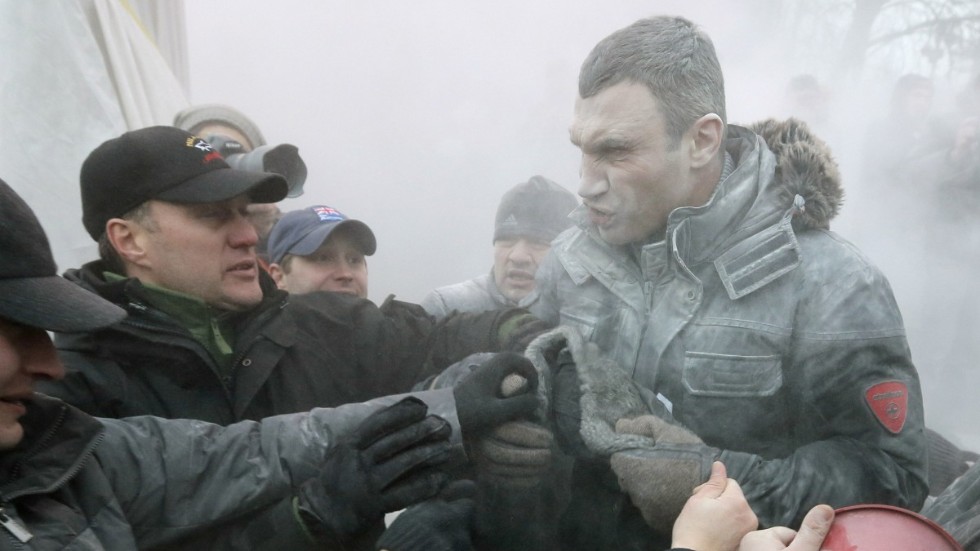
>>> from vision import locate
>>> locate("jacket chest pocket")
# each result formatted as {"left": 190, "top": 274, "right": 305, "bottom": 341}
{"left": 557, "top": 287, "right": 605, "bottom": 342}
{"left": 682, "top": 352, "right": 783, "bottom": 397}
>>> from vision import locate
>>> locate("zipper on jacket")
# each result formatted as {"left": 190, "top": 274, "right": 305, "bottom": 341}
{"left": 6, "top": 405, "right": 105, "bottom": 501}
{"left": 0, "top": 507, "right": 32, "bottom": 543}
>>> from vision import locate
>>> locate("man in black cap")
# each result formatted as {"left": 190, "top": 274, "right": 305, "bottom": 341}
{"left": 36, "top": 126, "right": 547, "bottom": 547}
{"left": 43, "top": 125, "right": 538, "bottom": 417}
{"left": 267, "top": 204, "right": 377, "bottom": 299}
{"left": 0, "top": 174, "right": 528, "bottom": 549}
{"left": 421, "top": 175, "right": 578, "bottom": 318}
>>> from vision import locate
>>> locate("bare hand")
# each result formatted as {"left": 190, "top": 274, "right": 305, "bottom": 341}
{"left": 671, "top": 461, "right": 758, "bottom": 551}
{"left": 738, "top": 504, "right": 834, "bottom": 551}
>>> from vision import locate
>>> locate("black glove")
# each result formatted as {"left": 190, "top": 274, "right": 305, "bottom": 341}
{"left": 297, "top": 397, "right": 453, "bottom": 545}
{"left": 376, "top": 480, "right": 478, "bottom": 551}
{"left": 454, "top": 352, "right": 539, "bottom": 439}
{"left": 549, "top": 347, "right": 590, "bottom": 458}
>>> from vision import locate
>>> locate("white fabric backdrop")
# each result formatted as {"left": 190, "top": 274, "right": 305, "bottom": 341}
{"left": 0, "top": 0, "right": 188, "bottom": 270}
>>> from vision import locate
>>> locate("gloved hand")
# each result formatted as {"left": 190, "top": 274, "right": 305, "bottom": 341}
{"left": 549, "top": 347, "right": 590, "bottom": 458}
{"left": 496, "top": 310, "right": 553, "bottom": 352}
{"left": 473, "top": 420, "right": 555, "bottom": 488}
{"left": 376, "top": 480, "right": 478, "bottom": 551}
{"left": 454, "top": 352, "right": 539, "bottom": 439}
{"left": 297, "top": 397, "right": 453, "bottom": 545}
{"left": 609, "top": 415, "right": 718, "bottom": 535}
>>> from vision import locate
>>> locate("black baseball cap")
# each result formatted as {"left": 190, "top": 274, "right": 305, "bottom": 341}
{"left": 267, "top": 205, "right": 377, "bottom": 265}
{"left": 0, "top": 178, "right": 126, "bottom": 332}
{"left": 80, "top": 125, "right": 288, "bottom": 240}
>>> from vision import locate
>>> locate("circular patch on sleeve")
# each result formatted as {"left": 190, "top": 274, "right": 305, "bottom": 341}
{"left": 864, "top": 381, "right": 909, "bottom": 434}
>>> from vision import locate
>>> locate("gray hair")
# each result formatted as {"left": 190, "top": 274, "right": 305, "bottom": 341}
{"left": 579, "top": 16, "right": 726, "bottom": 145}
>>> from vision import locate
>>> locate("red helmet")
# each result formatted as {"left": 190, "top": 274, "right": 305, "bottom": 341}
{"left": 822, "top": 504, "right": 962, "bottom": 551}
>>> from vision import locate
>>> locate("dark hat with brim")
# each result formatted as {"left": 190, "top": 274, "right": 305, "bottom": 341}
{"left": 268, "top": 205, "right": 377, "bottom": 265}
{"left": 0, "top": 276, "right": 126, "bottom": 333}
{"left": 494, "top": 175, "right": 578, "bottom": 244}
{"left": 154, "top": 165, "right": 286, "bottom": 205}
{"left": 0, "top": 178, "right": 126, "bottom": 332}
{"left": 81, "top": 126, "right": 288, "bottom": 240}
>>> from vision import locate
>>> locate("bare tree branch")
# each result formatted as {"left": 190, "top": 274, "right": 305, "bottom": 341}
{"left": 868, "top": 14, "right": 980, "bottom": 47}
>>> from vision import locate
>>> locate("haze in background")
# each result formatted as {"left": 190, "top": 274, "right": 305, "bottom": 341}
{"left": 184, "top": 1, "right": 980, "bottom": 450}
{"left": 183, "top": 0, "right": 795, "bottom": 303}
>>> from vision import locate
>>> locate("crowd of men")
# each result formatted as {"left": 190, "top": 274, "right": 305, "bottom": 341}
{"left": 2, "top": 13, "right": 978, "bottom": 551}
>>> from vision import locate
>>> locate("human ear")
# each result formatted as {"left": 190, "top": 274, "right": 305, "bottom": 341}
{"left": 268, "top": 263, "right": 288, "bottom": 290}
{"left": 105, "top": 218, "right": 150, "bottom": 268}
{"left": 689, "top": 114, "right": 724, "bottom": 169}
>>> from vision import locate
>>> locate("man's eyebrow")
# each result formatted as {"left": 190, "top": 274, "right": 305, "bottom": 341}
{"left": 572, "top": 132, "right": 635, "bottom": 154}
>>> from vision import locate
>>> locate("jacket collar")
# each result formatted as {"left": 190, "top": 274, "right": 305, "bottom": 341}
{"left": 0, "top": 395, "right": 103, "bottom": 500}
{"left": 558, "top": 119, "right": 843, "bottom": 299}
{"left": 567, "top": 119, "right": 843, "bottom": 268}
{"left": 668, "top": 125, "right": 784, "bottom": 267}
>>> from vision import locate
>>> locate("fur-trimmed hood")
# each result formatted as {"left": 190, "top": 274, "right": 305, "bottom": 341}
{"left": 666, "top": 118, "right": 845, "bottom": 267}
{"left": 747, "top": 118, "right": 843, "bottom": 231}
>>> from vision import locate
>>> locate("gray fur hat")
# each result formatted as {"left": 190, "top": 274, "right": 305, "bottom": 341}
{"left": 173, "top": 104, "right": 267, "bottom": 148}
{"left": 524, "top": 326, "right": 659, "bottom": 456}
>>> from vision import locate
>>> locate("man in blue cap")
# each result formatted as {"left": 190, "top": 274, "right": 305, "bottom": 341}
{"left": 267, "top": 205, "right": 377, "bottom": 299}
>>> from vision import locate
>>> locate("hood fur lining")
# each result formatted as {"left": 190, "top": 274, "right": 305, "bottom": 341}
{"left": 747, "top": 118, "right": 844, "bottom": 230}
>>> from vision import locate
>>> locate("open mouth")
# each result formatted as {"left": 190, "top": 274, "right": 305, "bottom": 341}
{"left": 0, "top": 397, "right": 28, "bottom": 416}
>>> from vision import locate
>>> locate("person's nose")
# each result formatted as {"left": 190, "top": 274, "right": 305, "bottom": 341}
{"left": 578, "top": 156, "right": 608, "bottom": 200}
{"left": 22, "top": 330, "right": 64, "bottom": 381}
{"left": 333, "top": 260, "right": 354, "bottom": 282}
{"left": 229, "top": 211, "right": 260, "bottom": 249}
{"left": 508, "top": 240, "right": 534, "bottom": 266}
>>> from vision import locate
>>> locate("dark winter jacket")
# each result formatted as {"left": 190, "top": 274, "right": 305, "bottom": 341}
{"left": 0, "top": 391, "right": 461, "bottom": 550}
{"left": 534, "top": 120, "right": 928, "bottom": 537}
{"left": 38, "top": 266, "right": 517, "bottom": 549}
{"left": 41, "top": 264, "right": 512, "bottom": 422}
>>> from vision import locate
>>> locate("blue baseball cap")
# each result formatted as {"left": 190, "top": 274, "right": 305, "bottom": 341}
{"left": 267, "top": 205, "right": 377, "bottom": 265}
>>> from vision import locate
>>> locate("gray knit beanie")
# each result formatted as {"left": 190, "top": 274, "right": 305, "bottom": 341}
{"left": 173, "top": 104, "right": 267, "bottom": 148}
{"left": 493, "top": 176, "right": 578, "bottom": 244}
